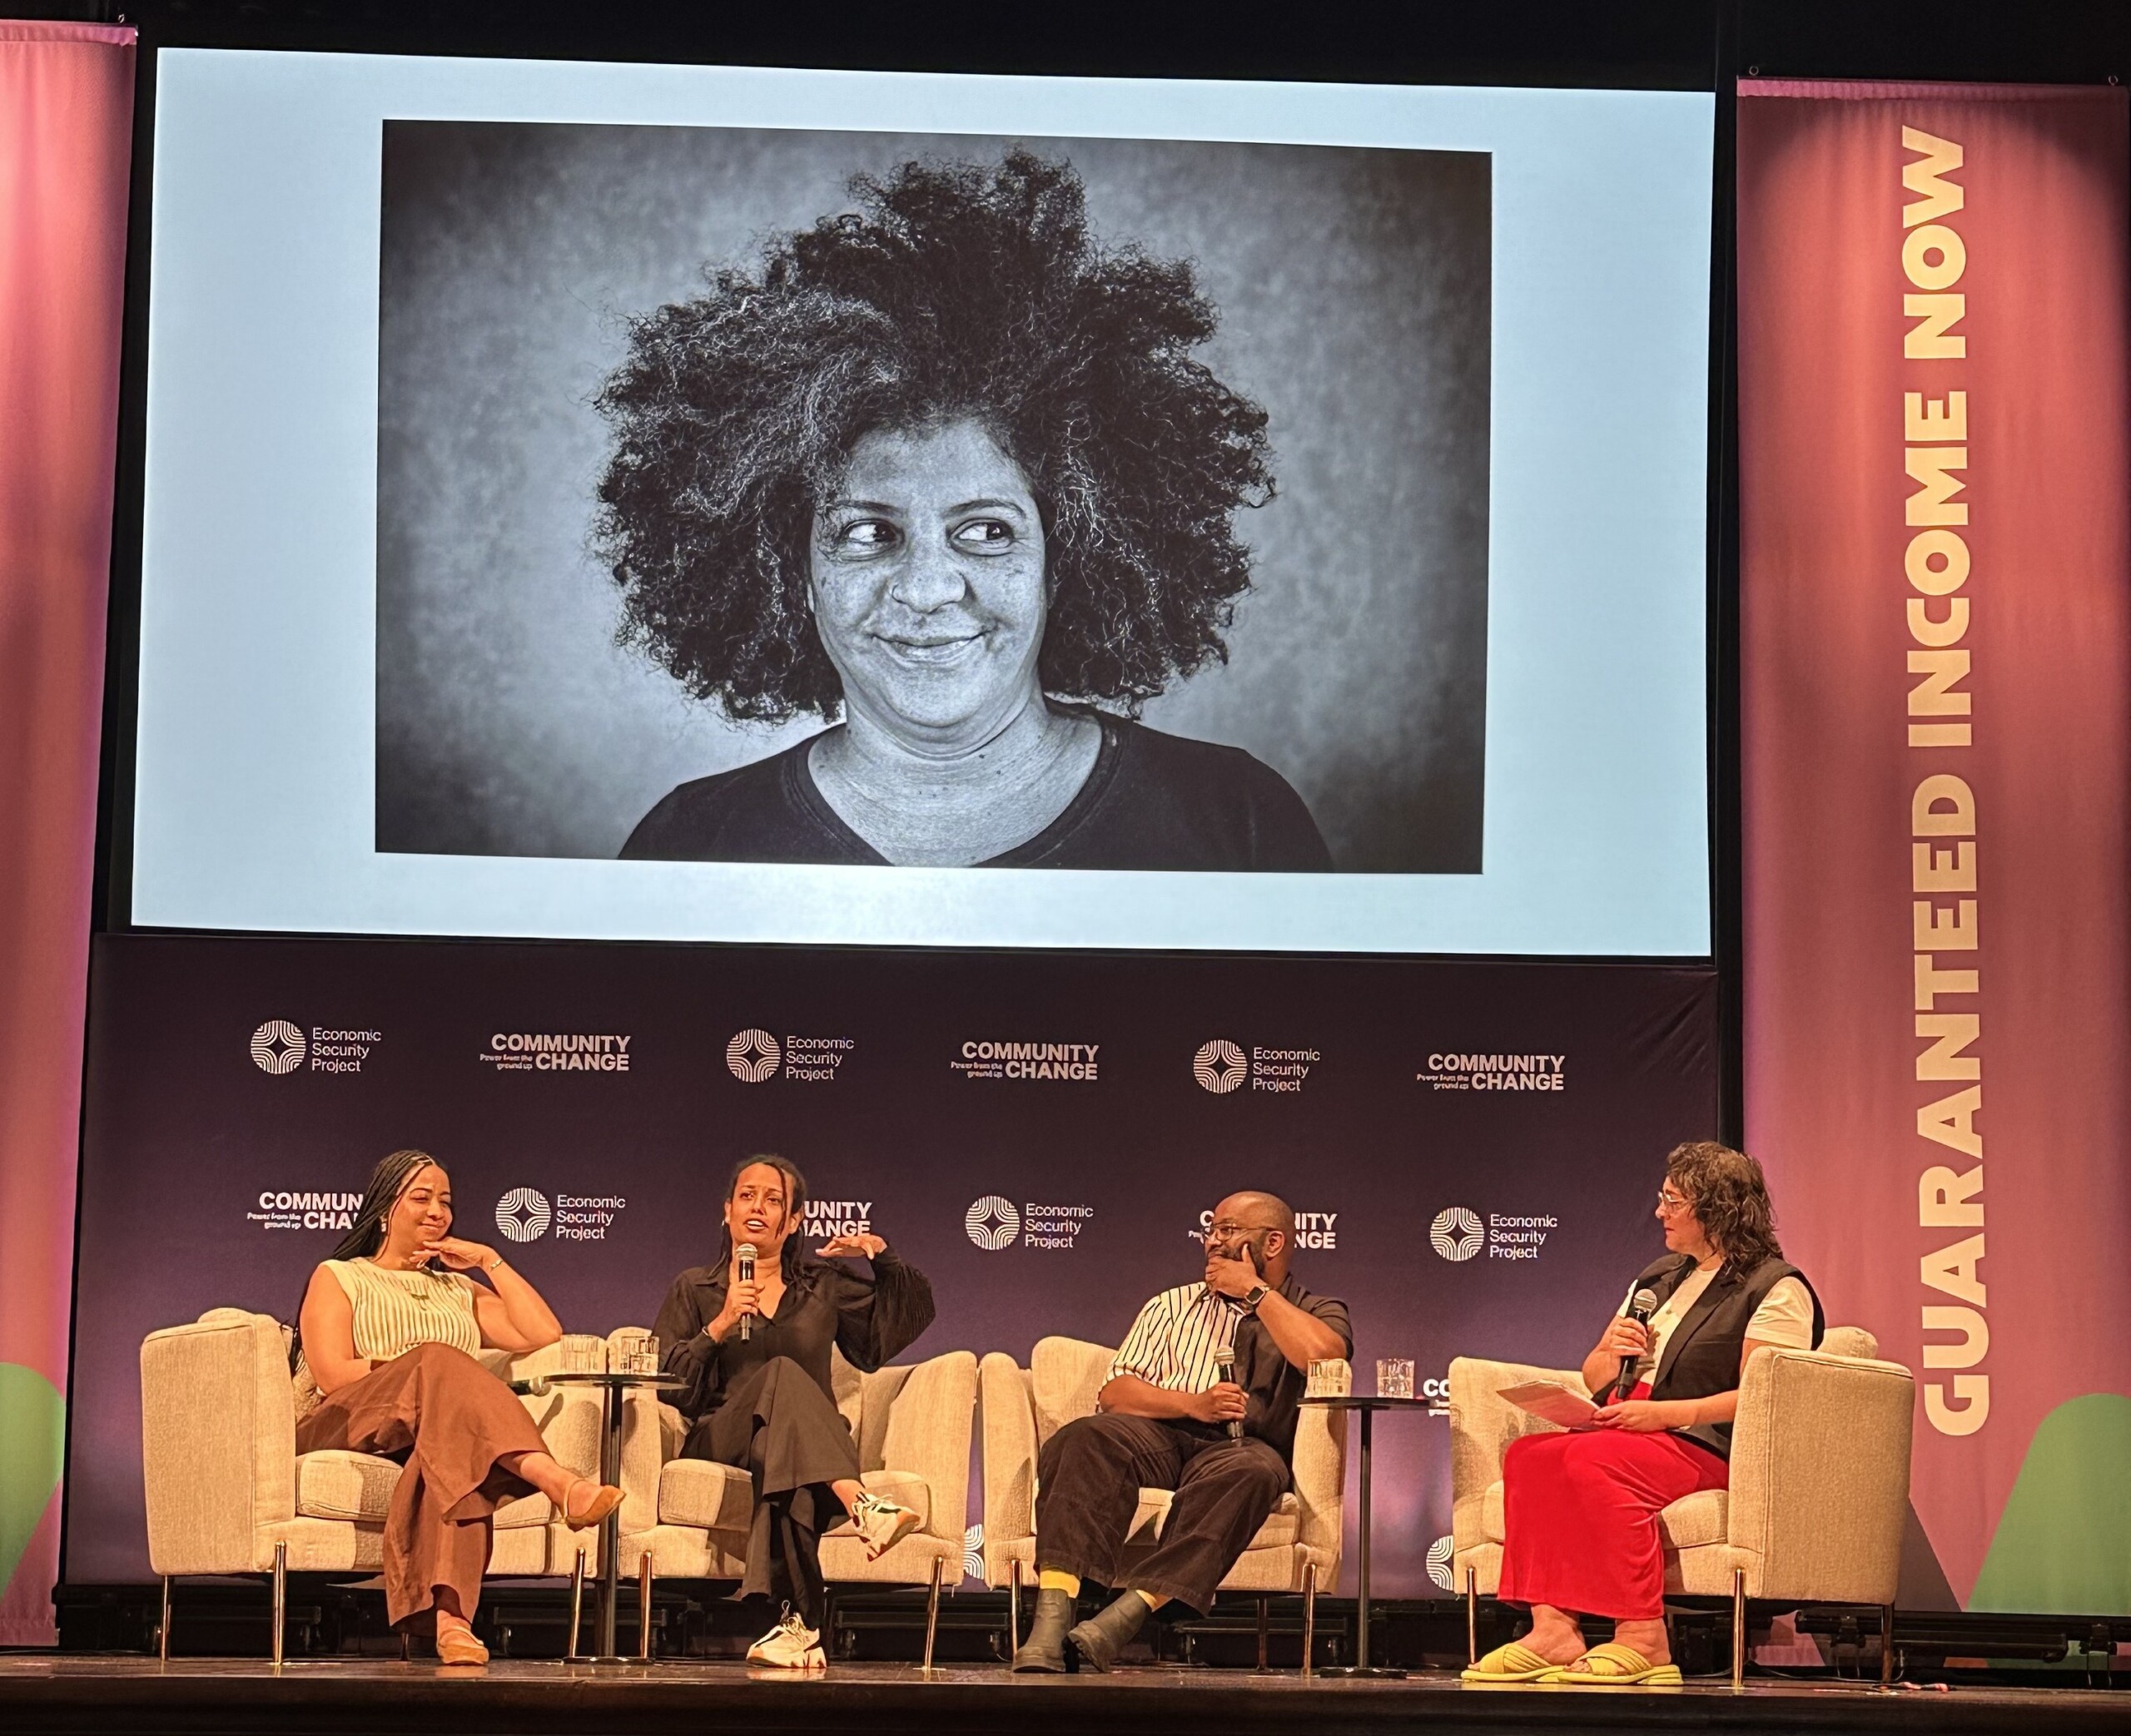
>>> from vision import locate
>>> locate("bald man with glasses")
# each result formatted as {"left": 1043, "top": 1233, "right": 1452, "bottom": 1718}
{"left": 1012, "top": 1190, "right": 1352, "bottom": 1673}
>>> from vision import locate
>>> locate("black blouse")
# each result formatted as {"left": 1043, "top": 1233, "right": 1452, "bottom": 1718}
{"left": 620, "top": 711, "right": 1332, "bottom": 871}
{"left": 652, "top": 1247, "right": 936, "bottom": 1423}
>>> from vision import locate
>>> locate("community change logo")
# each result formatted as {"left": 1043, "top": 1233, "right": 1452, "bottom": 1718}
{"left": 1193, "top": 1039, "right": 1248, "bottom": 1094}
{"left": 251, "top": 1020, "right": 306, "bottom": 1074}
{"left": 495, "top": 1188, "right": 553, "bottom": 1242}
{"left": 1430, "top": 1207, "right": 1484, "bottom": 1262}
{"left": 726, "top": 1029, "right": 782, "bottom": 1083}
{"left": 1427, "top": 1535, "right": 1456, "bottom": 1590}
{"left": 965, "top": 1196, "right": 1021, "bottom": 1251}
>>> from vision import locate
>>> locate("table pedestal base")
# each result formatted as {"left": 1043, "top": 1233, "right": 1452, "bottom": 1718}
{"left": 1316, "top": 1664, "right": 1408, "bottom": 1679}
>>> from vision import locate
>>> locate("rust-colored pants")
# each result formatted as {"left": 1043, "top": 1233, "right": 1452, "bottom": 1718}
{"left": 296, "top": 1342, "right": 548, "bottom": 1629}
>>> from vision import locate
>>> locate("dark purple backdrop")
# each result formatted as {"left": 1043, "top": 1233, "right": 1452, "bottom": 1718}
{"left": 67, "top": 933, "right": 1716, "bottom": 1597}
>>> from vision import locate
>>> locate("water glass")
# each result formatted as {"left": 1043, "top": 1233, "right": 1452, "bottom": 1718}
{"left": 615, "top": 1331, "right": 660, "bottom": 1375}
{"left": 1376, "top": 1357, "right": 1416, "bottom": 1400}
{"left": 560, "top": 1333, "right": 605, "bottom": 1374}
{"left": 1306, "top": 1358, "right": 1351, "bottom": 1398}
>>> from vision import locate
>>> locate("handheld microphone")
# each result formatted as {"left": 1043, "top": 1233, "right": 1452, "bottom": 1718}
{"left": 1611, "top": 1287, "right": 1660, "bottom": 1402}
{"left": 736, "top": 1243, "right": 758, "bottom": 1342}
{"left": 1213, "top": 1346, "right": 1242, "bottom": 1440}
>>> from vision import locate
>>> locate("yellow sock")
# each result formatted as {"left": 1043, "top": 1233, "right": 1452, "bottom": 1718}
{"left": 1038, "top": 1569, "right": 1080, "bottom": 1598}
{"left": 1135, "top": 1589, "right": 1167, "bottom": 1611}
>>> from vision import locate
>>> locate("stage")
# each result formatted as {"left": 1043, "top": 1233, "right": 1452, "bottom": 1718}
{"left": 2, "top": 1656, "right": 2124, "bottom": 1736}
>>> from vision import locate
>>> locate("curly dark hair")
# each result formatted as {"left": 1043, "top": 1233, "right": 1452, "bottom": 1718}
{"left": 1664, "top": 1141, "right": 1784, "bottom": 1281}
{"left": 592, "top": 148, "right": 1274, "bottom": 723}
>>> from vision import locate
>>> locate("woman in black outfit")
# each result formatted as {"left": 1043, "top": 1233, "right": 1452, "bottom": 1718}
{"left": 652, "top": 1154, "right": 936, "bottom": 1669}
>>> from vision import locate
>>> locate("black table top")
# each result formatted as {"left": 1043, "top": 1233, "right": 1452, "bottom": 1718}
{"left": 1299, "top": 1394, "right": 1447, "bottom": 1412}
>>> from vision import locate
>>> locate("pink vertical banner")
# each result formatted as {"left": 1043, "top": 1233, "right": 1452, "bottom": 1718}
{"left": 1740, "top": 80, "right": 2131, "bottom": 1613}
{"left": 0, "top": 20, "right": 135, "bottom": 1644}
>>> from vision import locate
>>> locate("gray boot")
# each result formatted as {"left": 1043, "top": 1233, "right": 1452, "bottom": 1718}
{"left": 1011, "top": 1585, "right": 1074, "bottom": 1673}
{"left": 1066, "top": 1590, "right": 1151, "bottom": 1674}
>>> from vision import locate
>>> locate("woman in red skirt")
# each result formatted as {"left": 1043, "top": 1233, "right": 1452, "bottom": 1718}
{"left": 1465, "top": 1142, "right": 1821, "bottom": 1686}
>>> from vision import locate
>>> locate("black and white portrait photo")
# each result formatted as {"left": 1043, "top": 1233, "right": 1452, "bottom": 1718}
{"left": 375, "top": 124, "right": 1490, "bottom": 872}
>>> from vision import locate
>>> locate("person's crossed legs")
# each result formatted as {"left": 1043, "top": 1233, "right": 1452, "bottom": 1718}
{"left": 1014, "top": 1416, "right": 1286, "bottom": 1673}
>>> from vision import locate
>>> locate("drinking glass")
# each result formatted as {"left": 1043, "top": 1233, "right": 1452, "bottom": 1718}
{"left": 612, "top": 1329, "right": 658, "bottom": 1375}
{"left": 560, "top": 1333, "right": 605, "bottom": 1374}
{"left": 1306, "top": 1358, "right": 1351, "bottom": 1398}
{"left": 1376, "top": 1357, "right": 1415, "bottom": 1400}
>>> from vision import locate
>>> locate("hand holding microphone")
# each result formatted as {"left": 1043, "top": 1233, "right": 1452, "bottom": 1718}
{"left": 1606, "top": 1287, "right": 1660, "bottom": 1402}
{"left": 1212, "top": 1347, "right": 1244, "bottom": 1440}
{"left": 735, "top": 1242, "right": 758, "bottom": 1342}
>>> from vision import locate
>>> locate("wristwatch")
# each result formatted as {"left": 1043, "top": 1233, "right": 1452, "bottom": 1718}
{"left": 1241, "top": 1282, "right": 1270, "bottom": 1312}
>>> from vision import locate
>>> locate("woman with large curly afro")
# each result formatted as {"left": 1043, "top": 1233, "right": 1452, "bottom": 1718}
{"left": 599, "top": 149, "right": 1329, "bottom": 870}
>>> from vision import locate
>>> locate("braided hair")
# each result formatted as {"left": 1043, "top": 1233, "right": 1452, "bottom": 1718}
{"left": 286, "top": 1148, "right": 445, "bottom": 1371}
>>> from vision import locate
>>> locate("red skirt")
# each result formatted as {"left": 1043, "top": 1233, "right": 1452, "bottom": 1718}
{"left": 1494, "top": 1423, "right": 1728, "bottom": 1620}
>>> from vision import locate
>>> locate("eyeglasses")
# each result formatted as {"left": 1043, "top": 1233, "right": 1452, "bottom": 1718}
{"left": 1205, "top": 1219, "right": 1274, "bottom": 1241}
{"left": 1656, "top": 1189, "right": 1693, "bottom": 1216}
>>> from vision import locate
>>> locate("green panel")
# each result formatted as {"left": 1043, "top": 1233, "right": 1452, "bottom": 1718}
{"left": 1970, "top": 1392, "right": 2131, "bottom": 1615}
{"left": 0, "top": 1365, "right": 65, "bottom": 1595}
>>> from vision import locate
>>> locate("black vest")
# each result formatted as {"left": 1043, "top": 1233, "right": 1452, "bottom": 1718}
{"left": 1630, "top": 1252, "right": 1823, "bottom": 1458}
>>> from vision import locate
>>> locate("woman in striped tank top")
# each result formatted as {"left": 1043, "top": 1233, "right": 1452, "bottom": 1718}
{"left": 292, "top": 1148, "right": 623, "bottom": 1666}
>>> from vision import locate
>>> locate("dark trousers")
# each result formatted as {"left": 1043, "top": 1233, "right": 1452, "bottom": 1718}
{"left": 681, "top": 1356, "right": 861, "bottom": 1626}
{"left": 1034, "top": 1413, "right": 1289, "bottom": 1614}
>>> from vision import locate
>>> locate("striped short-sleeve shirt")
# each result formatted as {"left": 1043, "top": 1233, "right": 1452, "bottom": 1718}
{"left": 1108, "top": 1282, "right": 1249, "bottom": 1392}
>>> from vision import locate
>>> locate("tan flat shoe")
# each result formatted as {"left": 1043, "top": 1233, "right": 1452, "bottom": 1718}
{"left": 435, "top": 1624, "right": 489, "bottom": 1667}
{"left": 562, "top": 1476, "right": 625, "bottom": 1531}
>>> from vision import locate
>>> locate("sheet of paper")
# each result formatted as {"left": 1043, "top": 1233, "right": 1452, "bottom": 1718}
{"left": 1497, "top": 1380, "right": 1601, "bottom": 1429}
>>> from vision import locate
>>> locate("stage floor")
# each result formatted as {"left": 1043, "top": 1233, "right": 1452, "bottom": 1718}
{"left": 2, "top": 1655, "right": 2122, "bottom": 1736}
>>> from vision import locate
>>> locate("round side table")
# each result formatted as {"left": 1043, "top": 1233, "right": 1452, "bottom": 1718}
{"left": 1300, "top": 1393, "right": 1448, "bottom": 1678}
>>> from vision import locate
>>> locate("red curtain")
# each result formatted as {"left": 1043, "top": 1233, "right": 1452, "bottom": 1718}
{"left": 0, "top": 20, "right": 134, "bottom": 1644}
{"left": 1741, "top": 81, "right": 2131, "bottom": 1612}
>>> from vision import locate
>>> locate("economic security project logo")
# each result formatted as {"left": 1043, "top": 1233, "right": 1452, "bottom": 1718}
{"left": 251, "top": 1021, "right": 305, "bottom": 1074}
{"left": 965, "top": 1196, "right": 1021, "bottom": 1250}
{"left": 1193, "top": 1039, "right": 1247, "bottom": 1093}
{"left": 966, "top": 1195, "right": 1094, "bottom": 1252}
{"left": 727, "top": 1029, "right": 781, "bottom": 1082}
{"left": 726, "top": 1028, "right": 852, "bottom": 1084}
{"left": 495, "top": 1188, "right": 554, "bottom": 1242}
{"left": 1429, "top": 1207, "right": 1485, "bottom": 1261}
{"left": 1192, "top": 1037, "right": 1318, "bottom": 1094}
{"left": 251, "top": 1019, "right": 380, "bottom": 1075}
{"left": 1430, "top": 1203, "right": 1560, "bottom": 1262}
{"left": 495, "top": 1187, "right": 627, "bottom": 1243}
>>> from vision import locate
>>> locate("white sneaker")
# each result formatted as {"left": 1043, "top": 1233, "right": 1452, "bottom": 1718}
{"left": 847, "top": 1490, "right": 922, "bottom": 1560}
{"left": 746, "top": 1605, "right": 827, "bottom": 1670}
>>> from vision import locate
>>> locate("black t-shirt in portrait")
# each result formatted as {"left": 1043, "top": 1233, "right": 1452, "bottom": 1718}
{"left": 620, "top": 710, "right": 1333, "bottom": 870}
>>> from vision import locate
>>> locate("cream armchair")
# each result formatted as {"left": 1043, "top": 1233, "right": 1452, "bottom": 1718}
{"left": 613, "top": 1345, "right": 977, "bottom": 1662}
{"left": 1448, "top": 1327, "right": 1914, "bottom": 1683}
{"left": 140, "top": 1308, "right": 609, "bottom": 1661}
{"left": 980, "top": 1337, "right": 1348, "bottom": 1664}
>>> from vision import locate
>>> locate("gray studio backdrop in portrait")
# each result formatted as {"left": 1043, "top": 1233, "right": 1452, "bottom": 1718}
{"left": 375, "top": 124, "right": 1488, "bottom": 872}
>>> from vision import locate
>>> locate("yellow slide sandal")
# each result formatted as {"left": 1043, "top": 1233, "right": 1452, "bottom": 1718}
{"left": 1539, "top": 1641, "right": 1684, "bottom": 1686}
{"left": 1461, "top": 1641, "right": 1567, "bottom": 1683}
